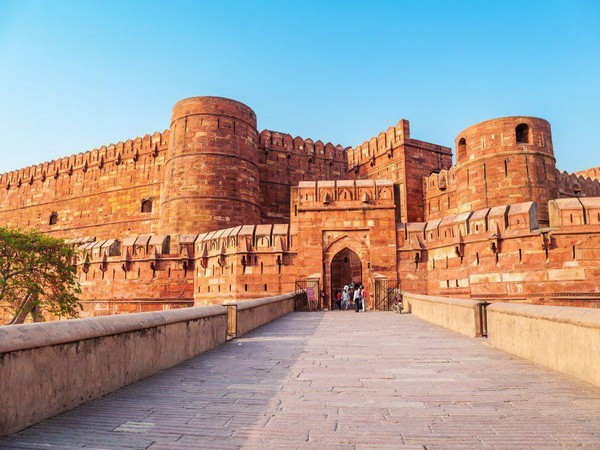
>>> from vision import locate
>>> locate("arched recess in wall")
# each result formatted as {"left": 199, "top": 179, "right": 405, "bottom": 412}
{"left": 141, "top": 198, "right": 153, "bottom": 213}
{"left": 516, "top": 123, "right": 532, "bottom": 144}
{"left": 457, "top": 138, "right": 467, "bottom": 162}
{"left": 49, "top": 212, "right": 58, "bottom": 225}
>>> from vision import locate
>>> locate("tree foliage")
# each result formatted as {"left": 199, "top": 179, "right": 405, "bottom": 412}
{"left": 0, "top": 227, "right": 81, "bottom": 324}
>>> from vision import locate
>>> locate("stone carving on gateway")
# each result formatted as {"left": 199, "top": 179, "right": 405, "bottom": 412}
{"left": 0, "top": 96, "right": 598, "bottom": 321}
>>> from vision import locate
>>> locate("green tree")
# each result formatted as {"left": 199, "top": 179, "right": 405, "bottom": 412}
{"left": 0, "top": 227, "right": 81, "bottom": 324}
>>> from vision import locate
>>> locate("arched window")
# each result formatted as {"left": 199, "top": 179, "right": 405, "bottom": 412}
{"left": 516, "top": 123, "right": 531, "bottom": 144}
{"left": 49, "top": 212, "right": 58, "bottom": 225}
{"left": 457, "top": 138, "right": 467, "bottom": 161}
{"left": 141, "top": 198, "right": 153, "bottom": 213}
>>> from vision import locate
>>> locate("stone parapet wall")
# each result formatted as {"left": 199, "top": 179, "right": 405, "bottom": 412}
{"left": 194, "top": 223, "right": 298, "bottom": 303}
{"left": 230, "top": 292, "right": 297, "bottom": 337}
{"left": 487, "top": 302, "right": 600, "bottom": 387}
{"left": 403, "top": 292, "right": 484, "bottom": 338}
{"left": 402, "top": 292, "right": 600, "bottom": 388}
{"left": 0, "top": 305, "right": 228, "bottom": 437}
{"left": 0, "top": 291, "right": 303, "bottom": 438}
{"left": 398, "top": 199, "right": 600, "bottom": 307}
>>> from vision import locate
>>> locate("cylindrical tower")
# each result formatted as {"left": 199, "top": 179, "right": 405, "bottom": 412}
{"left": 159, "top": 97, "right": 261, "bottom": 234}
{"left": 454, "top": 116, "right": 558, "bottom": 224}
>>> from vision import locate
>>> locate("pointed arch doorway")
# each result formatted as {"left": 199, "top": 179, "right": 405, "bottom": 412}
{"left": 331, "top": 248, "right": 362, "bottom": 290}
{"left": 329, "top": 248, "right": 362, "bottom": 309}
{"left": 323, "top": 234, "right": 370, "bottom": 310}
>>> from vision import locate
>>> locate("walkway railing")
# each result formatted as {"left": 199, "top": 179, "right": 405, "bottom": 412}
{"left": 0, "top": 292, "right": 304, "bottom": 438}
{"left": 402, "top": 291, "right": 600, "bottom": 389}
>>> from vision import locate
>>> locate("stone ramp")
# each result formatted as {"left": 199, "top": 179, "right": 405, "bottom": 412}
{"left": 2, "top": 312, "right": 599, "bottom": 449}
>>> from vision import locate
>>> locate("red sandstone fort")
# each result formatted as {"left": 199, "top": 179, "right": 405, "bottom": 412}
{"left": 0, "top": 96, "right": 599, "bottom": 319}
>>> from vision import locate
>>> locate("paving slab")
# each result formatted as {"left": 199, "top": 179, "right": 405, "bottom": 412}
{"left": 1, "top": 311, "right": 599, "bottom": 449}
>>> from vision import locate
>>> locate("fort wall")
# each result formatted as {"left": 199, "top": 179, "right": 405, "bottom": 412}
{"left": 1, "top": 97, "right": 599, "bottom": 318}
{"left": 398, "top": 199, "right": 600, "bottom": 307}
{"left": 0, "top": 97, "right": 346, "bottom": 240}
{"left": 346, "top": 120, "right": 453, "bottom": 223}
{"left": 0, "top": 132, "right": 168, "bottom": 239}
{"left": 257, "top": 130, "right": 348, "bottom": 223}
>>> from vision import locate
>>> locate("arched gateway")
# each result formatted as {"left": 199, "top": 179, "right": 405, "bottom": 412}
{"left": 293, "top": 179, "right": 399, "bottom": 311}
{"left": 323, "top": 235, "right": 370, "bottom": 310}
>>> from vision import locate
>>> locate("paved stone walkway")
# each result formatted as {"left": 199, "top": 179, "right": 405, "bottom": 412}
{"left": 2, "top": 312, "right": 600, "bottom": 449}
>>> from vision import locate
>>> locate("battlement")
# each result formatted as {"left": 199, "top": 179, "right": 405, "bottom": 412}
{"left": 296, "top": 179, "right": 394, "bottom": 207}
{"left": 549, "top": 197, "right": 600, "bottom": 227}
{"left": 258, "top": 130, "right": 346, "bottom": 162}
{"left": 558, "top": 170, "right": 600, "bottom": 197}
{"left": 399, "top": 201, "right": 545, "bottom": 248}
{"left": 195, "top": 223, "right": 295, "bottom": 258}
{"left": 575, "top": 166, "right": 600, "bottom": 180}
{"left": 346, "top": 119, "right": 451, "bottom": 170}
{"left": 0, "top": 130, "right": 169, "bottom": 190}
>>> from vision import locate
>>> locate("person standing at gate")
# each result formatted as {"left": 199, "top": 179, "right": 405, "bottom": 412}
{"left": 354, "top": 286, "right": 361, "bottom": 313}
{"left": 342, "top": 286, "right": 350, "bottom": 310}
{"left": 361, "top": 285, "right": 367, "bottom": 312}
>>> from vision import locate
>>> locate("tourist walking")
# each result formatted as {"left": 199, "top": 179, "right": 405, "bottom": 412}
{"left": 341, "top": 286, "right": 350, "bottom": 310}
{"left": 361, "top": 285, "right": 367, "bottom": 312}
{"left": 354, "top": 286, "right": 361, "bottom": 313}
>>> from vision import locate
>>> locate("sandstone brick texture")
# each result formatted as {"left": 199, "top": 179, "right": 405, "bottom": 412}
{"left": 0, "top": 97, "right": 599, "bottom": 320}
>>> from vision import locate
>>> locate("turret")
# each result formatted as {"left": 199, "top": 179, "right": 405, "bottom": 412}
{"left": 159, "top": 97, "right": 261, "bottom": 234}
{"left": 454, "top": 117, "right": 558, "bottom": 224}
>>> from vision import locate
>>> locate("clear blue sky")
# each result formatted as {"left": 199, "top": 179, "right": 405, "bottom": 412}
{"left": 0, "top": 0, "right": 599, "bottom": 174}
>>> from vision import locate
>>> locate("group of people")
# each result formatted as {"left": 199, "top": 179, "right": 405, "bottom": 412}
{"left": 335, "top": 283, "right": 367, "bottom": 312}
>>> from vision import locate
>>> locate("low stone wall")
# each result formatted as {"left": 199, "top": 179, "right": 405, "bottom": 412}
{"left": 487, "top": 303, "right": 600, "bottom": 388}
{"left": 0, "top": 306, "right": 228, "bottom": 437}
{"left": 404, "top": 292, "right": 484, "bottom": 338}
{"left": 233, "top": 292, "right": 297, "bottom": 337}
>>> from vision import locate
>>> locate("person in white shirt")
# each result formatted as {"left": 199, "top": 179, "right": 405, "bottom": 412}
{"left": 361, "top": 285, "right": 367, "bottom": 312}
{"left": 353, "top": 287, "right": 361, "bottom": 313}
{"left": 341, "top": 286, "right": 350, "bottom": 310}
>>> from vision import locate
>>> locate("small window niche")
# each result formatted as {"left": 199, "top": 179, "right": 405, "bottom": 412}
{"left": 49, "top": 212, "right": 58, "bottom": 225}
{"left": 141, "top": 198, "right": 153, "bottom": 213}
{"left": 516, "top": 123, "right": 532, "bottom": 144}
{"left": 457, "top": 137, "right": 467, "bottom": 162}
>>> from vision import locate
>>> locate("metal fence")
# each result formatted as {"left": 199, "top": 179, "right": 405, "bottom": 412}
{"left": 295, "top": 279, "right": 320, "bottom": 311}
{"left": 374, "top": 278, "right": 401, "bottom": 311}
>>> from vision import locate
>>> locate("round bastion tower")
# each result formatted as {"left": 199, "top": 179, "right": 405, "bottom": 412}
{"left": 454, "top": 117, "right": 558, "bottom": 224}
{"left": 158, "top": 97, "right": 261, "bottom": 235}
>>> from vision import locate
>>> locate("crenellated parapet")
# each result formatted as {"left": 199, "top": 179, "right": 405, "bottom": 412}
{"left": 346, "top": 120, "right": 411, "bottom": 170}
{"left": 257, "top": 130, "right": 348, "bottom": 223}
{"left": 549, "top": 197, "right": 600, "bottom": 227}
{"left": 258, "top": 130, "right": 346, "bottom": 162}
{"left": 557, "top": 170, "right": 600, "bottom": 198}
{"left": 295, "top": 179, "right": 394, "bottom": 207}
{"left": 397, "top": 198, "right": 600, "bottom": 305}
{"left": 398, "top": 201, "right": 540, "bottom": 250}
{"left": 345, "top": 119, "right": 451, "bottom": 222}
{"left": 192, "top": 223, "right": 298, "bottom": 304}
{"left": 0, "top": 130, "right": 169, "bottom": 193}
{"left": 574, "top": 166, "right": 600, "bottom": 181}
{"left": 423, "top": 166, "right": 459, "bottom": 220}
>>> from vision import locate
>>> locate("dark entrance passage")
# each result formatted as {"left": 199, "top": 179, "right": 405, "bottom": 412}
{"left": 330, "top": 248, "right": 362, "bottom": 309}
